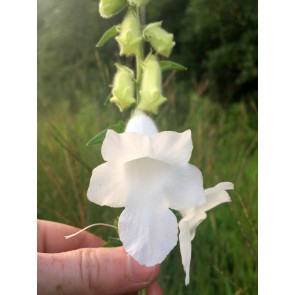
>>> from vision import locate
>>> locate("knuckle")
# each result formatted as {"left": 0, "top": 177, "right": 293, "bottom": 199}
{"left": 78, "top": 249, "right": 101, "bottom": 292}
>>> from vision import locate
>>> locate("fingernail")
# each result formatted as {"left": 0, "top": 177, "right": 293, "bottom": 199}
{"left": 127, "top": 255, "right": 157, "bottom": 284}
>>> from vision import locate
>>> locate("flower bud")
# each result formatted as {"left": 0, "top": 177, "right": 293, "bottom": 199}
{"left": 127, "top": 0, "right": 150, "bottom": 6}
{"left": 138, "top": 55, "right": 167, "bottom": 114}
{"left": 125, "top": 110, "right": 158, "bottom": 135}
{"left": 115, "top": 10, "right": 142, "bottom": 56}
{"left": 99, "top": 0, "right": 128, "bottom": 19}
{"left": 110, "top": 64, "right": 136, "bottom": 112}
{"left": 143, "top": 22, "right": 175, "bottom": 57}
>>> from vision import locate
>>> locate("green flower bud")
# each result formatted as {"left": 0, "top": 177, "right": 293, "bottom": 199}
{"left": 138, "top": 55, "right": 167, "bottom": 114}
{"left": 110, "top": 64, "right": 136, "bottom": 112}
{"left": 99, "top": 0, "right": 128, "bottom": 19}
{"left": 143, "top": 22, "right": 175, "bottom": 57}
{"left": 115, "top": 10, "right": 142, "bottom": 56}
{"left": 127, "top": 0, "right": 150, "bottom": 6}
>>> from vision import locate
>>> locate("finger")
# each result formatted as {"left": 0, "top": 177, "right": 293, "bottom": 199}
{"left": 147, "top": 281, "right": 164, "bottom": 295}
{"left": 37, "top": 219, "right": 105, "bottom": 253}
{"left": 37, "top": 246, "right": 160, "bottom": 295}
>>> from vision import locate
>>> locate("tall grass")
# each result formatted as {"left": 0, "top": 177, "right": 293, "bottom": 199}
{"left": 37, "top": 68, "right": 257, "bottom": 294}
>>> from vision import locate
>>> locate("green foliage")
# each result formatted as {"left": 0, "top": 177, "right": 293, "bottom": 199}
{"left": 102, "top": 237, "right": 123, "bottom": 248}
{"left": 96, "top": 25, "right": 120, "bottom": 48}
{"left": 86, "top": 121, "right": 126, "bottom": 146}
{"left": 159, "top": 60, "right": 187, "bottom": 72}
{"left": 147, "top": 0, "right": 257, "bottom": 105}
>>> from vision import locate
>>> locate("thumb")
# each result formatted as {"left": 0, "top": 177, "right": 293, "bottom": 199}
{"left": 38, "top": 246, "right": 160, "bottom": 295}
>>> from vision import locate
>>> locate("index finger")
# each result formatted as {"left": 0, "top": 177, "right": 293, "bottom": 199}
{"left": 37, "top": 219, "right": 105, "bottom": 253}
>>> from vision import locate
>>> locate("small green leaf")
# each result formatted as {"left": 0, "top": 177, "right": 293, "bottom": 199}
{"left": 96, "top": 25, "right": 120, "bottom": 48}
{"left": 113, "top": 216, "right": 120, "bottom": 229}
{"left": 86, "top": 121, "right": 126, "bottom": 146}
{"left": 102, "top": 237, "right": 123, "bottom": 248}
{"left": 159, "top": 61, "right": 187, "bottom": 72}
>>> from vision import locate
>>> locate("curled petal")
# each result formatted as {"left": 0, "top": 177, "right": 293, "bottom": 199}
{"left": 87, "top": 162, "right": 127, "bottom": 208}
{"left": 179, "top": 181, "right": 233, "bottom": 285}
{"left": 179, "top": 219, "right": 191, "bottom": 285}
{"left": 179, "top": 209, "right": 206, "bottom": 285}
{"left": 203, "top": 182, "right": 233, "bottom": 211}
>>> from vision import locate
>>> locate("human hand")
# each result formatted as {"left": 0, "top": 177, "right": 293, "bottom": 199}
{"left": 37, "top": 219, "right": 163, "bottom": 295}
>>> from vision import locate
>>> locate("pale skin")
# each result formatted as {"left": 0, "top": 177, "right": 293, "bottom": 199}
{"left": 37, "top": 220, "right": 163, "bottom": 295}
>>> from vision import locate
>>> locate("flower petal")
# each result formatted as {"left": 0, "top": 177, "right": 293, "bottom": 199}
{"left": 101, "top": 129, "right": 193, "bottom": 165}
{"left": 179, "top": 218, "right": 192, "bottom": 285}
{"left": 119, "top": 200, "right": 178, "bottom": 266}
{"left": 87, "top": 162, "right": 127, "bottom": 208}
{"left": 178, "top": 182, "right": 233, "bottom": 284}
{"left": 179, "top": 210, "right": 206, "bottom": 285}
{"left": 151, "top": 130, "right": 193, "bottom": 165}
{"left": 101, "top": 130, "right": 151, "bottom": 163}
{"left": 118, "top": 157, "right": 181, "bottom": 266}
{"left": 203, "top": 182, "right": 233, "bottom": 212}
{"left": 166, "top": 164, "right": 206, "bottom": 210}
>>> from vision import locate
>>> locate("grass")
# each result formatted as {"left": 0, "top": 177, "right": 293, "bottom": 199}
{"left": 37, "top": 69, "right": 257, "bottom": 294}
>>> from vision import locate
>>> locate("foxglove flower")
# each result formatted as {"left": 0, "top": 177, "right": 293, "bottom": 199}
{"left": 110, "top": 64, "right": 136, "bottom": 111}
{"left": 87, "top": 111, "right": 206, "bottom": 266}
{"left": 138, "top": 55, "right": 167, "bottom": 114}
{"left": 143, "top": 22, "right": 175, "bottom": 57}
{"left": 115, "top": 10, "right": 142, "bottom": 56}
{"left": 179, "top": 182, "right": 234, "bottom": 285}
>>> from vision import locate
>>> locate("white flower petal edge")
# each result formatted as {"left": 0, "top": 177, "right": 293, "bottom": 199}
{"left": 101, "top": 129, "right": 193, "bottom": 166}
{"left": 179, "top": 182, "right": 234, "bottom": 285}
{"left": 87, "top": 162, "right": 128, "bottom": 208}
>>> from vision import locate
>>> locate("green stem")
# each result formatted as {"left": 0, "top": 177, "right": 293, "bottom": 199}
{"left": 138, "top": 288, "right": 147, "bottom": 295}
{"left": 135, "top": 6, "right": 144, "bottom": 105}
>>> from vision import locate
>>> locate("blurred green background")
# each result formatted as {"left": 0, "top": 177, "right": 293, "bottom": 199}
{"left": 37, "top": 0, "right": 257, "bottom": 294}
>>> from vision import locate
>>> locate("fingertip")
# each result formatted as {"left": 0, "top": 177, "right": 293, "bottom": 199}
{"left": 127, "top": 254, "right": 160, "bottom": 284}
{"left": 147, "top": 281, "right": 164, "bottom": 295}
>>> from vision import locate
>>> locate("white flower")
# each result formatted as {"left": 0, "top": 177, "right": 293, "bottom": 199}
{"left": 87, "top": 111, "right": 206, "bottom": 266}
{"left": 179, "top": 182, "right": 234, "bottom": 285}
